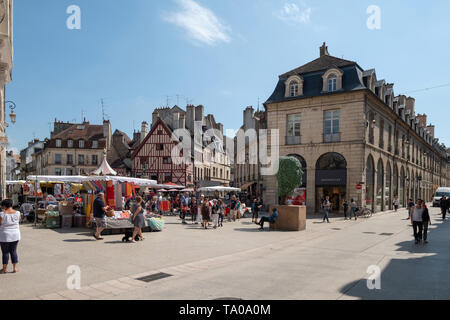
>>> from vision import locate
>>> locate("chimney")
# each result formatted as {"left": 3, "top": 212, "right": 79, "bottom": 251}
{"left": 320, "top": 42, "right": 329, "bottom": 57}
{"left": 152, "top": 110, "right": 160, "bottom": 126}
{"left": 172, "top": 112, "right": 180, "bottom": 130}
{"left": 195, "top": 105, "right": 204, "bottom": 123}
{"left": 141, "top": 121, "right": 148, "bottom": 143}
{"left": 416, "top": 114, "right": 427, "bottom": 128}
{"left": 426, "top": 125, "right": 435, "bottom": 139}
{"left": 405, "top": 97, "right": 415, "bottom": 117}
{"left": 186, "top": 105, "right": 195, "bottom": 132}
{"left": 103, "top": 120, "right": 112, "bottom": 150}
{"left": 179, "top": 114, "right": 186, "bottom": 129}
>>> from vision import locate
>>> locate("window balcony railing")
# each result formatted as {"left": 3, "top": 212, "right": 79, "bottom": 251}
{"left": 286, "top": 135, "right": 301, "bottom": 145}
{"left": 324, "top": 133, "right": 341, "bottom": 143}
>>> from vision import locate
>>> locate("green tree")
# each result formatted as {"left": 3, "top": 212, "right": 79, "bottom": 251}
{"left": 275, "top": 156, "right": 304, "bottom": 205}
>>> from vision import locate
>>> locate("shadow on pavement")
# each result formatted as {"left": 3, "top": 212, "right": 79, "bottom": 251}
{"left": 338, "top": 215, "right": 450, "bottom": 300}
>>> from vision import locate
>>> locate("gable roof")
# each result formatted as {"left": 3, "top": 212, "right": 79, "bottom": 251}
{"left": 131, "top": 118, "right": 179, "bottom": 159}
{"left": 52, "top": 123, "right": 104, "bottom": 141}
{"left": 281, "top": 55, "right": 358, "bottom": 77}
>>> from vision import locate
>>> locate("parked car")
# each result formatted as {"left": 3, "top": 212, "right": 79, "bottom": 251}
{"left": 432, "top": 187, "right": 450, "bottom": 207}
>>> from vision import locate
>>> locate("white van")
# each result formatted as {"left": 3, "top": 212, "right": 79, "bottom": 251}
{"left": 432, "top": 187, "right": 450, "bottom": 207}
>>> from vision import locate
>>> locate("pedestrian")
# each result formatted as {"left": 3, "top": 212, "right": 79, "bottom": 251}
{"left": 229, "top": 196, "right": 237, "bottom": 222}
{"left": 190, "top": 197, "right": 197, "bottom": 223}
{"left": 258, "top": 208, "right": 279, "bottom": 231}
{"left": 201, "top": 199, "right": 210, "bottom": 229}
{"left": 440, "top": 196, "right": 448, "bottom": 221}
{"left": 211, "top": 199, "right": 219, "bottom": 229}
{"left": 407, "top": 198, "right": 415, "bottom": 221}
{"left": 349, "top": 199, "right": 357, "bottom": 220}
{"left": 251, "top": 198, "right": 258, "bottom": 223}
{"left": 131, "top": 196, "right": 145, "bottom": 243}
{"left": 393, "top": 196, "right": 399, "bottom": 212}
{"left": 343, "top": 200, "right": 349, "bottom": 220}
{"left": 322, "top": 196, "right": 331, "bottom": 223}
{"left": 411, "top": 199, "right": 424, "bottom": 245}
{"left": 422, "top": 202, "right": 432, "bottom": 244}
{"left": 236, "top": 199, "right": 241, "bottom": 221}
{"left": 92, "top": 192, "right": 109, "bottom": 241}
{"left": 0, "top": 199, "right": 21, "bottom": 274}
{"left": 195, "top": 195, "right": 204, "bottom": 225}
{"left": 217, "top": 199, "right": 224, "bottom": 227}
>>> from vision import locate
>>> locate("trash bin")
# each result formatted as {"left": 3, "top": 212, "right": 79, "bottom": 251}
{"left": 61, "top": 214, "right": 73, "bottom": 229}
{"left": 73, "top": 214, "right": 86, "bottom": 228}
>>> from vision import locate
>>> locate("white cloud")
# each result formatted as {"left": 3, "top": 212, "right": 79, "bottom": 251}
{"left": 163, "top": 0, "right": 231, "bottom": 46}
{"left": 276, "top": 2, "right": 312, "bottom": 25}
{"left": 8, "top": 147, "right": 19, "bottom": 154}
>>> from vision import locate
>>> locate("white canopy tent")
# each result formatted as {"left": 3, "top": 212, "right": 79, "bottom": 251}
{"left": 90, "top": 154, "right": 117, "bottom": 176}
{"left": 197, "top": 186, "right": 241, "bottom": 192}
{"left": 6, "top": 180, "right": 27, "bottom": 185}
{"left": 26, "top": 175, "right": 158, "bottom": 187}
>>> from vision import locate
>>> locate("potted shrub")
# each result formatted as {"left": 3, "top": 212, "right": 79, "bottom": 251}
{"left": 270, "top": 156, "right": 306, "bottom": 231}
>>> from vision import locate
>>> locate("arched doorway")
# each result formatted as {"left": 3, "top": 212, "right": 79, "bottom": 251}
{"left": 366, "top": 155, "right": 375, "bottom": 211}
{"left": 400, "top": 167, "right": 405, "bottom": 206}
{"left": 386, "top": 162, "right": 392, "bottom": 210}
{"left": 393, "top": 164, "right": 399, "bottom": 206}
{"left": 376, "top": 159, "right": 384, "bottom": 212}
{"left": 406, "top": 168, "right": 411, "bottom": 202}
{"left": 315, "top": 152, "right": 347, "bottom": 213}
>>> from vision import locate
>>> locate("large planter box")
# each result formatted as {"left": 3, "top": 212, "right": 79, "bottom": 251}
{"left": 269, "top": 205, "right": 306, "bottom": 231}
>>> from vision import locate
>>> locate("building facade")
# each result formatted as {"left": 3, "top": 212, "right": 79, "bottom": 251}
{"left": 233, "top": 106, "right": 267, "bottom": 197}
{"left": 34, "top": 119, "right": 112, "bottom": 176}
{"left": 131, "top": 118, "right": 194, "bottom": 186}
{"left": 136, "top": 105, "right": 231, "bottom": 188}
{"left": 263, "top": 43, "right": 449, "bottom": 214}
{"left": 0, "top": 0, "right": 13, "bottom": 198}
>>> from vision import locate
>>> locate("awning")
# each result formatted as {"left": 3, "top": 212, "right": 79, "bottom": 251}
{"left": 240, "top": 181, "right": 256, "bottom": 190}
{"left": 197, "top": 186, "right": 241, "bottom": 192}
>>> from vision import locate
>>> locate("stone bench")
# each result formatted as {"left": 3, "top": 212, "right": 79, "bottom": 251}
{"left": 269, "top": 205, "right": 306, "bottom": 231}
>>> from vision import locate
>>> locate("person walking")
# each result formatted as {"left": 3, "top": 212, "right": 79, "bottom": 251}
{"left": 349, "top": 199, "right": 357, "bottom": 221}
{"left": 217, "top": 199, "right": 224, "bottom": 227}
{"left": 407, "top": 198, "right": 415, "bottom": 221}
{"left": 393, "top": 196, "right": 399, "bottom": 212}
{"left": 0, "top": 199, "right": 21, "bottom": 274}
{"left": 195, "top": 195, "right": 205, "bottom": 225}
{"left": 322, "top": 196, "right": 331, "bottom": 223}
{"left": 93, "top": 192, "right": 109, "bottom": 241}
{"left": 229, "top": 196, "right": 237, "bottom": 222}
{"left": 251, "top": 198, "right": 258, "bottom": 223}
{"left": 190, "top": 197, "right": 197, "bottom": 224}
{"left": 343, "top": 200, "right": 349, "bottom": 220}
{"left": 211, "top": 199, "right": 219, "bottom": 229}
{"left": 201, "top": 199, "right": 210, "bottom": 229}
{"left": 440, "top": 196, "right": 448, "bottom": 221}
{"left": 236, "top": 199, "right": 242, "bottom": 221}
{"left": 131, "top": 196, "right": 146, "bottom": 243}
{"left": 411, "top": 199, "right": 424, "bottom": 245}
{"left": 422, "top": 202, "right": 431, "bottom": 244}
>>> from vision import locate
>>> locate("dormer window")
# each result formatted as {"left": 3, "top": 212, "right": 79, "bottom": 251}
{"left": 79, "top": 140, "right": 85, "bottom": 148}
{"left": 92, "top": 140, "right": 98, "bottom": 149}
{"left": 328, "top": 75, "right": 337, "bottom": 92}
{"left": 290, "top": 82, "right": 299, "bottom": 97}
{"left": 56, "top": 139, "right": 62, "bottom": 148}
{"left": 67, "top": 140, "right": 73, "bottom": 148}
{"left": 322, "top": 68, "right": 344, "bottom": 93}
{"left": 285, "top": 75, "right": 304, "bottom": 97}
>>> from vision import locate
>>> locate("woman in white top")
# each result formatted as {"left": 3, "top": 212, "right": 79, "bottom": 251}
{"left": 0, "top": 199, "right": 21, "bottom": 274}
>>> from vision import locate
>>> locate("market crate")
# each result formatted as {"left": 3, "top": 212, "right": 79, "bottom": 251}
{"left": 46, "top": 216, "right": 61, "bottom": 229}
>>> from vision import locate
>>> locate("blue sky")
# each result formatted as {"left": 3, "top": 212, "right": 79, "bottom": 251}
{"left": 6, "top": 0, "right": 450, "bottom": 152}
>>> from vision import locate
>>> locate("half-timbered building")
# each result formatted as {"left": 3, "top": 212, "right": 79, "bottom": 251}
{"left": 131, "top": 118, "right": 194, "bottom": 186}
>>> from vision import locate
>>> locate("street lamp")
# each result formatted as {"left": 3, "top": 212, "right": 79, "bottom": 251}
{"left": 5, "top": 101, "right": 17, "bottom": 124}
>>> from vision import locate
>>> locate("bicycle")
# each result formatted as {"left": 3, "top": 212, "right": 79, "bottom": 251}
{"left": 356, "top": 206, "right": 373, "bottom": 218}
